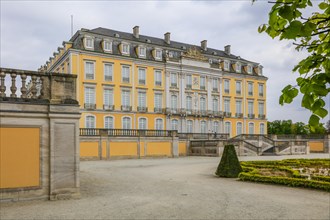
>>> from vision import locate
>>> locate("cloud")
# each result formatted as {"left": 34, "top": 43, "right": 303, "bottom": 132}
{"left": 0, "top": 0, "right": 328, "bottom": 124}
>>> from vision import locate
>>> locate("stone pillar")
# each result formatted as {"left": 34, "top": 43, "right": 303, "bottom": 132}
{"left": 165, "top": 71, "right": 170, "bottom": 109}
{"left": 207, "top": 76, "right": 212, "bottom": 111}
{"left": 171, "top": 131, "right": 179, "bottom": 157}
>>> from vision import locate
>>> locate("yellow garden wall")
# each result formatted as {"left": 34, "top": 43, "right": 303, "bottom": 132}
{"left": 80, "top": 142, "right": 99, "bottom": 158}
{"left": 179, "top": 142, "right": 187, "bottom": 156}
{"left": 147, "top": 142, "right": 171, "bottom": 156}
{"left": 309, "top": 141, "right": 324, "bottom": 152}
{"left": 110, "top": 142, "right": 138, "bottom": 156}
{"left": 0, "top": 127, "right": 40, "bottom": 189}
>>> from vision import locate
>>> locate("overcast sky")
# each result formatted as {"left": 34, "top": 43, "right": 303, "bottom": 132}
{"left": 1, "top": 0, "right": 329, "bottom": 124}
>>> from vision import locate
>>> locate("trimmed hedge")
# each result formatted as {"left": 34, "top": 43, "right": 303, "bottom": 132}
{"left": 239, "top": 172, "right": 330, "bottom": 192}
{"left": 239, "top": 159, "right": 330, "bottom": 191}
{"left": 216, "top": 145, "right": 242, "bottom": 178}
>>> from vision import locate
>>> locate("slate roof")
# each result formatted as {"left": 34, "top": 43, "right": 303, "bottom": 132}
{"left": 71, "top": 27, "right": 257, "bottom": 64}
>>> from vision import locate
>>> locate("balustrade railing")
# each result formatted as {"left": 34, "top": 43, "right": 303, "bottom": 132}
{"left": 80, "top": 128, "right": 175, "bottom": 137}
{"left": 0, "top": 67, "right": 77, "bottom": 103}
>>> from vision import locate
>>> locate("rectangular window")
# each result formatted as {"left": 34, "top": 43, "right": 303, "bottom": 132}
{"left": 138, "top": 92, "right": 146, "bottom": 107}
{"left": 154, "top": 93, "right": 162, "bottom": 109}
{"left": 200, "top": 76, "right": 206, "bottom": 90}
{"left": 236, "top": 100, "right": 242, "bottom": 114}
{"left": 224, "top": 79, "right": 230, "bottom": 93}
{"left": 122, "top": 66, "right": 130, "bottom": 83}
{"left": 186, "top": 96, "right": 192, "bottom": 111}
{"left": 186, "top": 75, "right": 192, "bottom": 89}
{"left": 138, "top": 68, "right": 146, "bottom": 85}
{"left": 85, "top": 61, "right": 94, "bottom": 80}
{"left": 258, "top": 102, "right": 264, "bottom": 115}
{"left": 155, "top": 49, "right": 162, "bottom": 59}
{"left": 154, "top": 70, "right": 162, "bottom": 86}
{"left": 248, "top": 101, "right": 254, "bottom": 114}
{"left": 259, "top": 84, "right": 264, "bottom": 97}
{"left": 139, "top": 47, "right": 146, "bottom": 57}
{"left": 103, "top": 89, "right": 113, "bottom": 106}
{"left": 236, "top": 81, "right": 241, "bottom": 95}
{"left": 121, "top": 90, "right": 130, "bottom": 106}
{"left": 236, "top": 63, "right": 241, "bottom": 73}
{"left": 85, "top": 87, "right": 95, "bottom": 105}
{"left": 212, "top": 78, "right": 218, "bottom": 92}
{"left": 171, "top": 73, "right": 177, "bottom": 87}
{"left": 224, "top": 61, "right": 229, "bottom": 71}
{"left": 212, "top": 98, "right": 218, "bottom": 112}
{"left": 247, "top": 65, "right": 252, "bottom": 74}
{"left": 103, "top": 41, "right": 112, "bottom": 52}
{"left": 213, "top": 121, "right": 219, "bottom": 133}
{"left": 224, "top": 99, "right": 230, "bottom": 113}
{"left": 85, "top": 37, "right": 93, "bottom": 49}
{"left": 187, "top": 120, "right": 193, "bottom": 133}
{"left": 104, "top": 63, "right": 113, "bottom": 81}
{"left": 248, "top": 82, "right": 253, "bottom": 96}
{"left": 122, "top": 43, "right": 129, "bottom": 54}
{"left": 200, "top": 97, "right": 206, "bottom": 111}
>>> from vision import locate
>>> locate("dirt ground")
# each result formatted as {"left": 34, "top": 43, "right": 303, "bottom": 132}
{"left": 1, "top": 154, "right": 330, "bottom": 220}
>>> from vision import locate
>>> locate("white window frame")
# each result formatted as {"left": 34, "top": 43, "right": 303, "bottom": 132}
{"left": 258, "top": 102, "right": 264, "bottom": 115}
{"left": 121, "top": 90, "right": 131, "bottom": 107}
{"left": 224, "top": 121, "right": 231, "bottom": 136}
{"left": 104, "top": 63, "right": 113, "bottom": 81}
{"left": 84, "top": 86, "right": 95, "bottom": 105}
{"left": 170, "top": 73, "right": 177, "bottom": 87}
{"left": 248, "top": 82, "right": 253, "bottom": 96}
{"left": 171, "top": 95, "right": 178, "bottom": 109}
{"left": 138, "top": 91, "right": 147, "bottom": 108}
{"left": 212, "top": 78, "right": 218, "bottom": 91}
{"left": 236, "top": 81, "right": 241, "bottom": 95}
{"left": 200, "top": 97, "right": 206, "bottom": 111}
{"left": 138, "top": 68, "right": 146, "bottom": 85}
{"left": 138, "top": 117, "right": 148, "bottom": 129}
{"left": 248, "top": 101, "right": 254, "bottom": 115}
{"left": 103, "top": 88, "right": 113, "bottom": 107}
{"left": 247, "top": 65, "right": 252, "bottom": 74}
{"left": 155, "top": 118, "right": 164, "bottom": 130}
{"left": 84, "top": 36, "right": 94, "bottom": 49}
{"left": 212, "top": 98, "right": 218, "bottom": 112}
{"left": 122, "top": 43, "right": 130, "bottom": 55}
{"left": 103, "top": 40, "right": 112, "bottom": 52}
{"left": 224, "top": 98, "right": 230, "bottom": 113}
{"left": 236, "top": 122, "right": 243, "bottom": 136}
{"left": 122, "top": 65, "right": 130, "bottom": 83}
{"left": 187, "top": 120, "right": 193, "bottom": 133}
{"left": 85, "top": 61, "right": 95, "bottom": 80}
{"left": 236, "top": 62, "right": 241, "bottom": 73}
{"left": 236, "top": 100, "right": 242, "bottom": 114}
{"left": 201, "top": 120, "right": 207, "bottom": 133}
{"left": 248, "top": 122, "right": 255, "bottom": 134}
{"left": 224, "top": 79, "right": 230, "bottom": 93}
{"left": 155, "top": 49, "right": 162, "bottom": 60}
{"left": 186, "top": 75, "right": 192, "bottom": 88}
{"left": 260, "top": 123, "right": 265, "bottom": 134}
{"left": 259, "top": 83, "right": 264, "bottom": 97}
{"left": 85, "top": 115, "right": 96, "bottom": 128}
{"left": 104, "top": 116, "right": 114, "bottom": 129}
{"left": 224, "top": 60, "right": 229, "bottom": 71}
{"left": 154, "top": 70, "right": 162, "bottom": 86}
{"left": 200, "top": 76, "right": 206, "bottom": 89}
{"left": 171, "top": 119, "right": 178, "bottom": 131}
{"left": 122, "top": 116, "right": 132, "bottom": 129}
{"left": 139, "top": 46, "right": 146, "bottom": 58}
{"left": 213, "top": 121, "right": 219, "bottom": 133}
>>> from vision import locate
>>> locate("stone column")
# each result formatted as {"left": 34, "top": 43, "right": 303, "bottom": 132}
{"left": 171, "top": 131, "right": 179, "bottom": 157}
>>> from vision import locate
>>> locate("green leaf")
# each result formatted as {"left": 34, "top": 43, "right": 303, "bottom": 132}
{"left": 308, "top": 114, "right": 320, "bottom": 126}
{"left": 258, "top": 24, "right": 267, "bottom": 33}
{"left": 283, "top": 20, "right": 303, "bottom": 39}
{"left": 314, "top": 108, "right": 328, "bottom": 118}
{"left": 279, "top": 5, "right": 294, "bottom": 21}
{"left": 319, "top": 2, "right": 328, "bottom": 10}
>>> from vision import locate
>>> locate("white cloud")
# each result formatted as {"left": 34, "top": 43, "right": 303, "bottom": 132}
{"left": 1, "top": 0, "right": 328, "bottom": 124}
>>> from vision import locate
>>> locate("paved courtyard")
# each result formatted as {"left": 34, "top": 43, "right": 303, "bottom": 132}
{"left": 1, "top": 154, "right": 330, "bottom": 220}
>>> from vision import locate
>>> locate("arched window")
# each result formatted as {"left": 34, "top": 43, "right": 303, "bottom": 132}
{"left": 260, "top": 123, "right": 265, "bottom": 134}
{"left": 237, "top": 122, "right": 243, "bottom": 135}
{"left": 155, "top": 118, "right": 163, "bottom": 130}
{"left": 187, "top": 120, "right": 193, "bottom": 133}
{"left": 201, "top": 121, "right": 207, "bottom": 133}
{"left": 122, "top": 117, "right": 131, "bottom": 129}
{"left": 85, "top": 115, "right": 95, "bottom": 128}
{"left": 248, "top": 122, "right": 254, "bottom": 134}
{"left": 225, "top": 121, "right": 231, "bottom": 136}
{"left": 171, "top": 95, "right": 177, "bottom": 109}
{"left": 200, "top": 97, "right": 206, "bottom": 111}
{"left": 104, "top": 116, "right": 114, "bottom": 129}
{"left": 213, "top": 121, "right": 219, "bottom": 133}
{"left": 171, "top": 119, "right": 178, "bottom": 130}
{"left": 138, "top": 118, "right": 147, "bottom": 129}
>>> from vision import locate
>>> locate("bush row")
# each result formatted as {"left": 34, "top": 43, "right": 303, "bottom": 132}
{"left": 239, "top": 172, "right": 330, "bottom": 192}
{"left": 311, "top": 175, "right": 330, "bottom": 183}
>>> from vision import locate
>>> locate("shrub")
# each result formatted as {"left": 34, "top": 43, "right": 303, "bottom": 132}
{"left": 216, "top": 145, "right": 242, "bottom": 178}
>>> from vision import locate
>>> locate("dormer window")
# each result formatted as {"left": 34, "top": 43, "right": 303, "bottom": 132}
{"left": 84, "top": 36, "right": 94, "bottom": 50}
{"left": 236, "top": 63, "right": 241, "bottom": 73}
{"left": 103, "top": 40, "right": 112, "bottom": 52}
{"left": 259, "top": 66, "right": 263, "bottom": 75}
{"left": 247, "top": 65, "right": 252, "bottom": 74}
{"left": 121, "top": 43, "right": 130, "bottom": 55}
{"left": 138, "top": 46, "right": 146, "bottom": 58}
{"left": 155, "top": 49, "right": 162, "bottom": 60}
{"left": 224, "top": 60, "right": 229, "bottom": 71}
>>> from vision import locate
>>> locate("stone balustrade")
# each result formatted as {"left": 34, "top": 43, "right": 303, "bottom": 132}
{"left": 0, "top": 67, "right": 77, "bottom": 104}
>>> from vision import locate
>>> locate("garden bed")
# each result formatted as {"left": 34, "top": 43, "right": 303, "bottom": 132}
{"left": 239, "top": 159, "right": 330, "bottom": 191}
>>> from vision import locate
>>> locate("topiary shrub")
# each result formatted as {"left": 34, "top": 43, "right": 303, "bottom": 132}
{"left": 216, "top": 145, "right": 242, "bottom": 178}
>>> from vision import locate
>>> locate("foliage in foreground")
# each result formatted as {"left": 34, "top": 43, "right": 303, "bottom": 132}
{"left": 257, "top": 0, "right": 330, "bottom": 131}
{"left": 216, "top": 145, "right": 242, "bottom": 178}
{"left": 239, "top": 159, "right": 330, "bottom": 191}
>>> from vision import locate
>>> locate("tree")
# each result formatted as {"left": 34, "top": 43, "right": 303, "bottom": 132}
{"left": 257, "top": 0, "right": 330, "bottom": 132}
{"left": 216, "top": 145, "right": 242, "bottom": 178}
{"left": 326, "top": 120, "right": 330, "bottom": 133}
{"left": 267, "top": 120, "right": 325, "bottom": 134}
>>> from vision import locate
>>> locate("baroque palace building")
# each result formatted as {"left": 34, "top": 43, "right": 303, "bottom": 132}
{"left": 40, "top": 26, "right": 267, "bottom": 136}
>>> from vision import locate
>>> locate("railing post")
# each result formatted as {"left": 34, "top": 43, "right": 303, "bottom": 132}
{"left": 10, "top": 73, "right": 17, "bottom": 98}
{"left": 0, "top": 71, "right": 6, "bottom": 97}
{"left": 20, "top": 74, "right": 27, "bottom": 98}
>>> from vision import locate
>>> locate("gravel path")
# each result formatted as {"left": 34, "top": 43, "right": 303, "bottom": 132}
{"left": 1, "top": 154, "right": 330, "bottom": 220}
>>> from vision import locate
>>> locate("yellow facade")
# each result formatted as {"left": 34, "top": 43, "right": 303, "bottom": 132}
{"left": 0, "top": 127, "right": 40, "bottom": 189}
{"left": 110, "top": 142, "right": 138, "bottom": 156}
{"left": 80, "top": 142, "right": 99, "bottom": 158}
{"left": 146, "top": 142, "right": 171, "bottom": 156}
{"left": 42, "top": 27, "right": 267, "bottom": 136}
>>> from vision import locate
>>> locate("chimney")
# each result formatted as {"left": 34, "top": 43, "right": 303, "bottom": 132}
{"left": 133, "top": 26, "right": 139, "bottom": 38}
{"left": 225, "top": 45, "right": 231, "bottom": 55}
{"left": 201, "top": 40, "right": 207, "bottom": 51}
{"left": 164, "top": 32, "right": 171, "bottom": 44}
